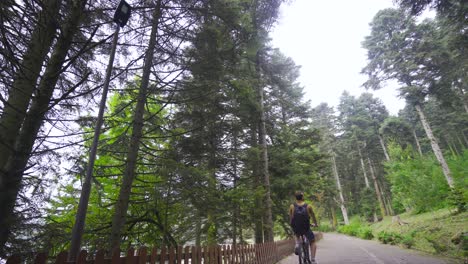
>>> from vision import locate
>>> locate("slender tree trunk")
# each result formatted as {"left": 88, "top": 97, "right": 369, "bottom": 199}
{"left": 377, "top": 179, "right": 393, "bottom": 216}
{"left": 330, "top": 206, "right": 337, "bottom": 229}
{"left": 414, "top": 104, "right": 454, "bottom": 188}
{"left": 1, "top": 0, "right": 88, "bottom": 251}
{"left": 256, "top": 51, "right": 274, "bottom": 242}
{"left": 412, "top": 129, "right": 423, "bottom": 156}
{"left": 368, "top": 158, "right": 386, "bottom": 218}
{"left": 109, "top": 1, "right": 162, "bottom": 250}
{"left": 463, "top": 132, "right": 468, "bottom": 147}
{"left": 232, "top": 128, "right": 239, "bottom": 246}
{"left": 357, "top": 146, "right": 370, "bottom": 188}
{"left": 0, "top": 0, "right": 60, "bottom": 171}
{"left": 251, "top": 126, "right": 263, "bottom": 244}
{"left": 458, "top": 86, "right": 468, "bottom": 113}
{"left": 456, "top": 135, "right": 466, "bottom": 149}
{"left": 195, "top": 212, "right": 201, "bottom": 247}
{"left": 378, "top": 134, "right": 390, "bottom": 161}
{"left": 331, "top": 153, "right": 349, "bottom": 225}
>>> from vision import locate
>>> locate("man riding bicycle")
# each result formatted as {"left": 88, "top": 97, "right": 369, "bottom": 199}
{"left": 289, "top": 191, "right": 318, "bottom": 264}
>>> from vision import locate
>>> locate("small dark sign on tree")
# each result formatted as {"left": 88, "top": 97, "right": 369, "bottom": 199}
{"left": 113, "top": 0, "right": 132, "bottom": 27}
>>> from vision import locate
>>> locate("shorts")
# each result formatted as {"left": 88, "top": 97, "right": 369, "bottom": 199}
{"left": 295, "top": 229, "right": 315, "bottom": 242}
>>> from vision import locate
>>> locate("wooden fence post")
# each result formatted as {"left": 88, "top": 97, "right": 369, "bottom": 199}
{"left": 138, "top": 247, "right": 147, "bottom": 264}
{"left": 76, "top": 250, "right": 87, "bottom": 264}
{"left": 94, "top": 250, "right": 105, "bottom": 264}
{"left": 159, "top": 246, "right": 166, "bottom": 264}
{"left": 184, "top": 246, "right": 190, "bottom": 264}
{"left": 54, "top": 251, "right": 68, "bottom": 264}
{"left": 6, "top": 255, "right": 20, "bottom": 264}
{"left": 34, "top": 252, "right": 47, "bottom": 264}
{"left": 111, "top": 248, "right": 120, "bottom": 264}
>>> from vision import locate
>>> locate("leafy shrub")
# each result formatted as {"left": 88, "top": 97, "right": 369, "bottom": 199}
{"left": 385, "top": 144, "right": 450, "bottom": 213}
{"left": 377, "top": 231, "right": 402, "bottom": 245}
{"left": 337, "top": 224, "right": 359, "bottom": 236}
{"left": 447, "top": 187, "right": 467, "bottom": 213}
{"left": 316, "top": 224, "right": 334, "bottom": 232}
{"left": 357, "top": 226, "right": 374, "bottom": 240}
{"left": 401, "top": 234, "right": 414, "bottom": 248}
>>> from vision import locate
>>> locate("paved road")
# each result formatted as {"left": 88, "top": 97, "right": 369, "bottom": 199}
{"left": 278, "top": 233, "right": 462, "bottom": 264}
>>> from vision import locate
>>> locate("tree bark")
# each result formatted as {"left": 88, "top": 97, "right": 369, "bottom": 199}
{"left": 414, "top": 104, "right": 454, "bottom": 188}
{"left": 0, "top": 0, "right": 60, "bottom": 171}
{"left": 251, "top": 125, "right": 263, "bottom": 244}
{"left": 1, "top": 0, "right": 88, "bottom": 251}
{"left": 330, "top": 205, "right": 337, "bottom": 229}
{"left": 331, "top": 153, "right": 349, "bottom": 225}
{"left": 378, "top": 134, "right": 390, "bottom": 161}
{"left": 368, "top": 158, "right": 386, "bottom": 218}
{"left": 458, "top": 86, "right": 468, "bottom": 113}
{"left": 412, "top": 129, "right": 423, "bottom": 156}
{"left": 357, "top": 146, "right": 370, "bottom": 188}
{"left": 256, "top": 51, "right": 274, "bottom": 242}
{"left": 109, "top": 0, "right": 162, "bottom": 250}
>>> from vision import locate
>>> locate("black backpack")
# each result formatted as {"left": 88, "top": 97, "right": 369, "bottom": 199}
{"left": 291, "top": 203, "right": 310, "bottom": 234}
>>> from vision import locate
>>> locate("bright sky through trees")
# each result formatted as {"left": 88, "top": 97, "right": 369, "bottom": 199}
{"left": 271, "top": 0, "right": 406, "bottom": 115}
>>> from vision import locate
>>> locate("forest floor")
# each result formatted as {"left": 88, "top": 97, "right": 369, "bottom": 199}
{"left": 278, "top": 233, "right": 461, "bottom": 264}
{"left": 369, "top": 208, "right": 467, "bottom": 260}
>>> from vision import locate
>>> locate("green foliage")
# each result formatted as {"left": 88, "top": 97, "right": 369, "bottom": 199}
{"left": 337, "top": 217, "right": 374, "bottom": 240}
{"left": 377, "top": 231, "right": 402, "bottom": 245}
{"left": 357, "top": 226, "right": 374, "bottom": 240}
{"left": 401, "top": 234, "right": 415, "bottom": 248}
{"left": 359, "top": 188, "right": 377, "bottom": 222}
{"left": 385, "top": 143, "right": 451, "bottom": 212}
{"left": 316, "top": 224, "right": 334, "bottom": 233}
{"left": 337, "top": 217, "right": 362, "bottom": 237}
{"left": 448, "top": 187, "right": 467, "bottom": 213}
{"left": 370, "top": 209, "right": 468, "bottom": 258}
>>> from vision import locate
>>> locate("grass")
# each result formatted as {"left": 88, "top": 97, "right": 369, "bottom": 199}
{"left": 369, "top": 208, "right": 468, "bottom": 259}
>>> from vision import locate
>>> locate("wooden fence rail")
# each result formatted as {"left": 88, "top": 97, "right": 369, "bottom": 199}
{"left": 6, "top": 240, "right": 297, "bottom": 264}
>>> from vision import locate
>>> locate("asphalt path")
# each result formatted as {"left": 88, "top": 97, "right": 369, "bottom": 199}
{"left": 278, "top": 233, "right": 462, "bottom": 264}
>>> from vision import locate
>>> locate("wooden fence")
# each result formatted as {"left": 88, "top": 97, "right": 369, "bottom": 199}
{"left": 6, "top": 239, "right": 296, "bottom": 264}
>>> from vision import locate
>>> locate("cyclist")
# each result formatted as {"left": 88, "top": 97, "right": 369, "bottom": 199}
{"left": 289, "top": 191, "right": 318, "bottom": 264}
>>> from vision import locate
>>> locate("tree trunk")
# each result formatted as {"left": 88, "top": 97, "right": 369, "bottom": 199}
{"left": 232, "top": 128, "right": 239, "bottom": 246}
{"left": 377, "top": 179, "right": 393, "bottom": 216}
{"left": 357, "top": 146, "right": 370, "bottom": 188}
{"left": 195, "top": 212, "right": 202, "bottom": 247}
{"left": 458, "top": 86, "right": 468, "bottom": 113}
{"left": 330, "top": 206, "right": 337, "bottom": 229}
{"left": 68, "top": 26, "right": 117, "bottom": 259}
{"left": 412, "top": 129, "right": 423, "bottom": 156}
{"left": 1, "top": 0, "right": 86, "bottom": 251}
{"left": 331, "top": 153, "right": 349, "bottom": 225}
{"left": 368, "top": 158, "right": 386, "bottom": 218}
{"left": 256, "top": 51, "right": 274, "bottom": 242}
{"left": 109, "top": 1, "right": 162, "bottom": 250}
{"left": 0, "top": 0, "right": 60, "bottom": 171}
{"left": 414, "top": 104, "right": 454, "bottom": 188}
{"left": 378, "top": 134, "right": 390, "bottom": 161}
{"left": 251, "top": 126, "right": 263, "bottom": 244}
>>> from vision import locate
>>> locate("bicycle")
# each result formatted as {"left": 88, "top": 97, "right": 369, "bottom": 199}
{"left": 297, "top": 234, "right": 311, "bottom": 264}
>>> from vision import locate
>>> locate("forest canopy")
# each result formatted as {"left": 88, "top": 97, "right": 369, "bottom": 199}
{"left": 0, "top": 0, "right": 466, "bottom": 260}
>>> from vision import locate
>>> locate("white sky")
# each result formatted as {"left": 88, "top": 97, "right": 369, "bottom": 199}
{"left": 270, "top": 0, "right": 406, "bottom": 115}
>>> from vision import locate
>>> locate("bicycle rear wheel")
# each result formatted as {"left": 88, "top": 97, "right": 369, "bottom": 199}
{"left": 302, "top": 241, "right": 311, "bottom": 264}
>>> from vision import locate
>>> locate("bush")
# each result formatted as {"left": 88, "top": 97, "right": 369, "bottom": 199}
{"left": 401, "top": 234, "right": 414, "bottom": 248}
{"left": 448, "top": 187, "right": 467, "bottom": 213}
{"left": 337, "top": 224, "right": 359, "bottom": 236}
{"left": 377, "top": 231, "right": 402, "bottom": 245}
{"left": 316, "top": 224, "right": 334, "bottom": 232}
{"left": 357, "top": 226, "right": 374, "bottom": 240}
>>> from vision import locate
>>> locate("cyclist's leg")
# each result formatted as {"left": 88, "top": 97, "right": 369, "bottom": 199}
{"left": 302, "top": 235, "right": 310, "bottom": 263}
{"left": 294, "top": 234, "right": 301, "bottom": 255}
{"left": 306, "top": 230, "right": 316, "bottom": 260}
